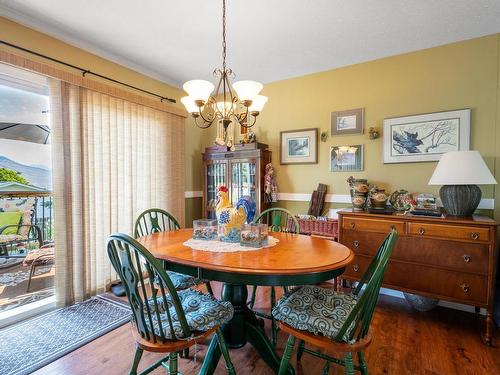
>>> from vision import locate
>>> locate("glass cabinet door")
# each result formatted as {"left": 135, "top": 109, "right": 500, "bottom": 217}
{"left": 230, "top": 160, "right": 257, "bottom": 205}
{"left": 206, "top": 161, "right": 227, "bottom": 219}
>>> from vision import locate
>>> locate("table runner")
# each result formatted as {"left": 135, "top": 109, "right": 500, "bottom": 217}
{"left": 183, "top": 236, "right": 279, "bottom": 252}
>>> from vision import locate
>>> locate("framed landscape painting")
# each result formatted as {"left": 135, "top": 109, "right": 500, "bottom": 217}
{"left": 330, "top": 145, "right": 364, "bottom": 171}
{"left": 331, "top": 108, "right": 364, "bottom": 135}
{"left": 383, "top": 109, "right": 470, "bottom": 163}
{"left": 280, "top": 128, "right": 318, "bottom": 164}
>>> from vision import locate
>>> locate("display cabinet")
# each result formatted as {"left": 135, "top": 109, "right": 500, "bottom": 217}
{"left": 202, "top": 144, "right": 272, "bottom": 220}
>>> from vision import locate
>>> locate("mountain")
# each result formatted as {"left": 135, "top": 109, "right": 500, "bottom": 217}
{"left": 0, "top": 155, "right": 52, "bottom": 189}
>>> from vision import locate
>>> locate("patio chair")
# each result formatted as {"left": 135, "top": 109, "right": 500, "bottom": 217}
{"left": 249, "top": 207, "right": 300, "bottom": 346}
{"left": 107, "top": 233, "right": 236, "bottom": 375}
{"left": 0, "top": 197, "right": 43, "bottom": 258}
{"left": 22, "top": 243, "right": 55, "bottom": 292}
{"left": 273, "top": 229, "right": 398, "bottom": 375}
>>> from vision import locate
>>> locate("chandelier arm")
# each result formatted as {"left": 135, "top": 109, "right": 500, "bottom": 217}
{"left": 193, "top": 114, "right": 215, "bottom": 129}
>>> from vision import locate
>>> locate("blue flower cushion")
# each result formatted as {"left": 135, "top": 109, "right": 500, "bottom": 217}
{"left": 166, "top": 271, "right": 202, "bottom": 290}
{"left": 147, "top": 289, "right": 234, "bottom": 339}
{"left": 272, "top": 285, "right": 358, "bottom": 342}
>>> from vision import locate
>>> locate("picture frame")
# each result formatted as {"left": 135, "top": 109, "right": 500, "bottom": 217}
{"left": 383, "top": 109, "right": 470, "bottom": 164}
{"left": 331, "top": 108, "right": 364, "bottom": 135}
{"left": 280, "top": 128, "right": 318, "bottom": 164}
{"left": 330, "top": 144, "right": 364, "bottom": 172}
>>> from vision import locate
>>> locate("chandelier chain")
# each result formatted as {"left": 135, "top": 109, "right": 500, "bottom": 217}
{"left": 222, "top": 0, "right": 227, "bottom": 70}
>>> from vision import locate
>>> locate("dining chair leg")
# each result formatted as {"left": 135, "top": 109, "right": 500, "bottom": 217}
{"left": 358, "top": 351, "right": 368, "bottom": 375}
{"left": 278, "top": 335, "right": 296, "bottom": 375}
{"left": 344, "top": 352, "right": 354, "bottom": 375}
{"left": 321, "top": 360, "right": 331, "bottom": 375}
{"left": 129, "top": 347, "right": 143, "bottom": 375}
{"left": 296, "top": 339, "right": 305, "bottom": 361}
{"left": 168, "top": 351, "right": 178, "bottom": 375}
{"left": 249, "top": 285, "right": 257, "bottom": 308}
{"left": 216, "top": 328, "right": 236, "bottom": 375}
{"left": 206, "top": 281, "right": 214, "bottom": 296}
{"left": 271, "top": 286, "right": 278, "bottom": 346}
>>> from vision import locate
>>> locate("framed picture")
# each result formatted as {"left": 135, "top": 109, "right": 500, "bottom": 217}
{"left": 280, "top": 128, "right": 318, "bottom": 164}
{"left": 383, "top": 109, "right": 470, "bottom": 163}
{"left": 330, "top": 145, "right": 364, "bottom": 171}
{"left": 331, "top": 108, "right": 364, "bottom": 135}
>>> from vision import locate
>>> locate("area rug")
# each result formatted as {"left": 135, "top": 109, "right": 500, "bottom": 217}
{"left": 0, "top": 266, "right": 52, "bottom": 287}
{"left": 0, "top": 295, "right": 131, "bottom": 375}
{"left": 0, "top": 258, "right": 23, "bottom": 270}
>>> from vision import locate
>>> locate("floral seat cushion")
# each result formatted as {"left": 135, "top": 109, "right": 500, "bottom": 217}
{"left": 0, "top": 234, "right": 26, "bottom": 244}
{"left": 272, "top": 285, "right": 358, "bottom": 342}
{"left": 22, "top": 246, "right": 55, "bottom": 267}
{"left": 166, "top": 271, "right": 203, "bottom": 290}
{"left": 146, "top": 288, "right": 233, "bottom": 339}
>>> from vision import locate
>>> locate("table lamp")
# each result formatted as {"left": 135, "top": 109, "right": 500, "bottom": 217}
{"left": 428, "top": 150, "right": 497, "bottom": 216}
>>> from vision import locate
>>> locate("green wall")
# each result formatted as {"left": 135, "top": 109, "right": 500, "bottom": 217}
{"left": 185, "top": 34, "right": 500, "bottom": 221}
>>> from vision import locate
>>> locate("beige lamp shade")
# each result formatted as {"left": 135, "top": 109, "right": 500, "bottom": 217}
{"left": 428, "top": 151, "right": 497, "bottom": 185}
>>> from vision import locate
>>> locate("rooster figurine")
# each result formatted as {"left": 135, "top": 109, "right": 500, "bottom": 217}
{"left": 216, "top": 185, "right": 256, "bottom": 242}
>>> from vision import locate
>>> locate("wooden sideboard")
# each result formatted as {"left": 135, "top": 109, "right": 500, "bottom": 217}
{"left": 338, "top": 209, "right": 499, "bottom": 345}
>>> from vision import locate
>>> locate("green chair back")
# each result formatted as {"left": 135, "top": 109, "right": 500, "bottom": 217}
{"left": 333, "top": 229, "right": 398, "bottom": 343}
{"left": 254, "top": 208, "right": 300, "bottom": 234}
{"left": 107, "top": 233, "right": 191, "bottom": 343}
{"left": 134, "top": 208, "right": 180, "bottom": 237}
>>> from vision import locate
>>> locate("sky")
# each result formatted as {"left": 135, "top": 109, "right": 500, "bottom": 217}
{"left": 0, "top": 138, "right": 52, "bottom": 169}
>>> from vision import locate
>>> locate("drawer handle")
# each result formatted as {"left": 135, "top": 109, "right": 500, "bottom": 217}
{"left": 470, "top": 232, "right": 479, "bottom": 240}
{"left": 460, "top": 283, "right": 470, "bottom": 293}
{"left": 353, "top": 265, "right": 360, "bottom": 272}
{"left": 350, "top": 222, "right": 356, "bottom": 229}
{"left": 418, "top": 227, "right": 426, "bottom": 235}
{"left": 463, "top": 254, "right": 471, "bottom": 263}
{"left": 353, "top": 240, "right": 360, "bottom": 248}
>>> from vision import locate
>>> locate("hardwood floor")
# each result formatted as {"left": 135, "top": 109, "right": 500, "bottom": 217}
{"left": 33, "top": 283, "right": 500, "bottom": 375}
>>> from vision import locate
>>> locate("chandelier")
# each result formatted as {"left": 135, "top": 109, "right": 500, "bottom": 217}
{"left": 181, "top": 0, "right": 267, "bottom": 142}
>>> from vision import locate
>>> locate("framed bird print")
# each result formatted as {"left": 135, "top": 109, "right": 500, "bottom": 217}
{"left": 383, "top": 109, "right": 470, "bottom": 163}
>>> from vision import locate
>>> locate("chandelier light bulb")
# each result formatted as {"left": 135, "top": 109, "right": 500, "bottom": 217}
{"left": 233, "top": 80, "right": 263, "bottom": 103}
{"left": 248, "top": 95, "right": 268, "bottom": 113}
{"left": 182, "top": 80, "right": 214, "bottom": 104}
{"left": 181, "top": 96, "right": 200, "bottom": 114}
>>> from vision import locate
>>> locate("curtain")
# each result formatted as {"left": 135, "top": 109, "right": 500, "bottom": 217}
{"left": 49, "top": 80, "right": 185, "bottom": 306}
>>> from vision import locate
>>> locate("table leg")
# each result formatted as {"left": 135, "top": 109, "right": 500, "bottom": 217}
{"left": 211, "top": 283, "right": 294, "bottom": 375}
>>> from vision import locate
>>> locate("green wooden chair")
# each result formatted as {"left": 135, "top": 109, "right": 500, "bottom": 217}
{"left": 107, "top": 233, "right": 236, "bottom": 375}
{"left": 273, "top": 229, "right": 398, "bottom": 375}
{"left": 134, "top": 208, "right": 213, "bottom": 295}
{"left": 249, "top": 207, "right": 300, "bottom": 346}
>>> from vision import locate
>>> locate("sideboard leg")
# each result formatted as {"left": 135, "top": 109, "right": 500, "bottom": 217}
{"left": 482, "top": 312, "right": 493, "bottom": 346}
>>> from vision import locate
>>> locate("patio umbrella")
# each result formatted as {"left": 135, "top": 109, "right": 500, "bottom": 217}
{"left": 0, "top": 122, "right": 50, "bottom": 144}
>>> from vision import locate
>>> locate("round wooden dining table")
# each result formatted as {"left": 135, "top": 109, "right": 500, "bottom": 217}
{"left": 138, "top": 228, "right": 354, "bottom": 375}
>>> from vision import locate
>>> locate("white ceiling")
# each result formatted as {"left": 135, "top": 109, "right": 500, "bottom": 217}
{"left": 1, "top": 0, "right": 500, "bottom": 88}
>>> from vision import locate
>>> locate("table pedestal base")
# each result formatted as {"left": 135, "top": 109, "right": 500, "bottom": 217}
{"left": 199, "top": 284, "right": 293, "bottom": 375}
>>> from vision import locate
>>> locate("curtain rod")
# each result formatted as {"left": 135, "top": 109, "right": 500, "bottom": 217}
{"left": 0, "top": 40, "right": 177, "bottom": 103}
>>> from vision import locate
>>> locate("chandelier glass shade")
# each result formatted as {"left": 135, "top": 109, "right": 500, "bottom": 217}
{"left": 181, "top": 0, "right": 267, "bottom": 134}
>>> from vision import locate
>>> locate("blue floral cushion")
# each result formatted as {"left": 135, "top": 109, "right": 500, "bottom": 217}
{"left": 272, "top": 285, "right": 358, "bottom": 342}
{"left": 166, "top": 271, "right": 203, "bottom": 290}
{"left": 146, "top": 289, "right": 233, "bottom": 339}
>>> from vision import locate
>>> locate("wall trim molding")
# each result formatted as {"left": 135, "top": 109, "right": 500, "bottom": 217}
{"left": 184, "top": 191, "right": 494, "bottom": 210}
{"left": 185, "top": 190, "right": 202, "bottom": 198}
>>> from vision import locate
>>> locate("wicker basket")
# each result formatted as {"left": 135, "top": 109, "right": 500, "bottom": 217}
{"left": 289, "top": 217, "right": 339, "bottom": 239}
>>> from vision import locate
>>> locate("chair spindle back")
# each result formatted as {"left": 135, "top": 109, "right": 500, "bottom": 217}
{"left": 107, "top": 233, "right": 191, "bottom": 343}
{"left": 254, "top": 208, "right": 300, "bottom": 234}
{"left": 134, "top": 208, "right": 180, "bottom": 237}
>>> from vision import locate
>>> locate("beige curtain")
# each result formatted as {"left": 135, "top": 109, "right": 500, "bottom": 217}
{"left": 49, "top": 80, "right": 185, "bottom": 306}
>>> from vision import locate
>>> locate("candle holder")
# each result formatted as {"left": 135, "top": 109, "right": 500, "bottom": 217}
{"left": 240, "top": 223, "right": 268, "bottom": 247}
{"left": 192, "top": 219, "right": 218, "bottom": 240}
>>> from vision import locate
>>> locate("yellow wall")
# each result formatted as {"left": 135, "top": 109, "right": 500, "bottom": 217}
{"left": 188, "top": 34, "right": 500, "bottom": 221}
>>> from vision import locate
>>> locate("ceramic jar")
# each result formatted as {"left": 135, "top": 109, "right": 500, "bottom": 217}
{"left": 369, "top": 189, "right": 389, "bottom": 209}
{"left": 347, "top": 176, "right": 369, "bottom": 211}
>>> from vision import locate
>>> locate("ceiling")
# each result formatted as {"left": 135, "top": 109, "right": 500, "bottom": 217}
{"left": 1, "top": 0, "right": 500, "bottom": 87}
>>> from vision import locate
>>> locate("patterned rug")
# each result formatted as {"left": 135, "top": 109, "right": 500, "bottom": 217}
{"left": 0, "top": 296, "right": 131, "bottom": 375}
{"left": 0, "top": 266, "right": 52, "bottom": 287}
{"left": 0, "top": 258, "right": 23, "bottom": 269}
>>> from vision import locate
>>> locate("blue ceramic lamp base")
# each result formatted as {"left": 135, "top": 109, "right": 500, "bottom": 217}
{"left": 439, "top": 184, "right": 481, "bottom": 216}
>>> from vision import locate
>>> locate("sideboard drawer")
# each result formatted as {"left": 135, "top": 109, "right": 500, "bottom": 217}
{"left": 342, "top": 231, "right": 392, "bottom": 256}
{"left": 344, "top": 255, "right": 489, "bottom": 305}
{"left": 342, "top": 217, "right": 404, "bottom": 234}
{"left": 408, "top": 223, "right": 490, "bottom": 243}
